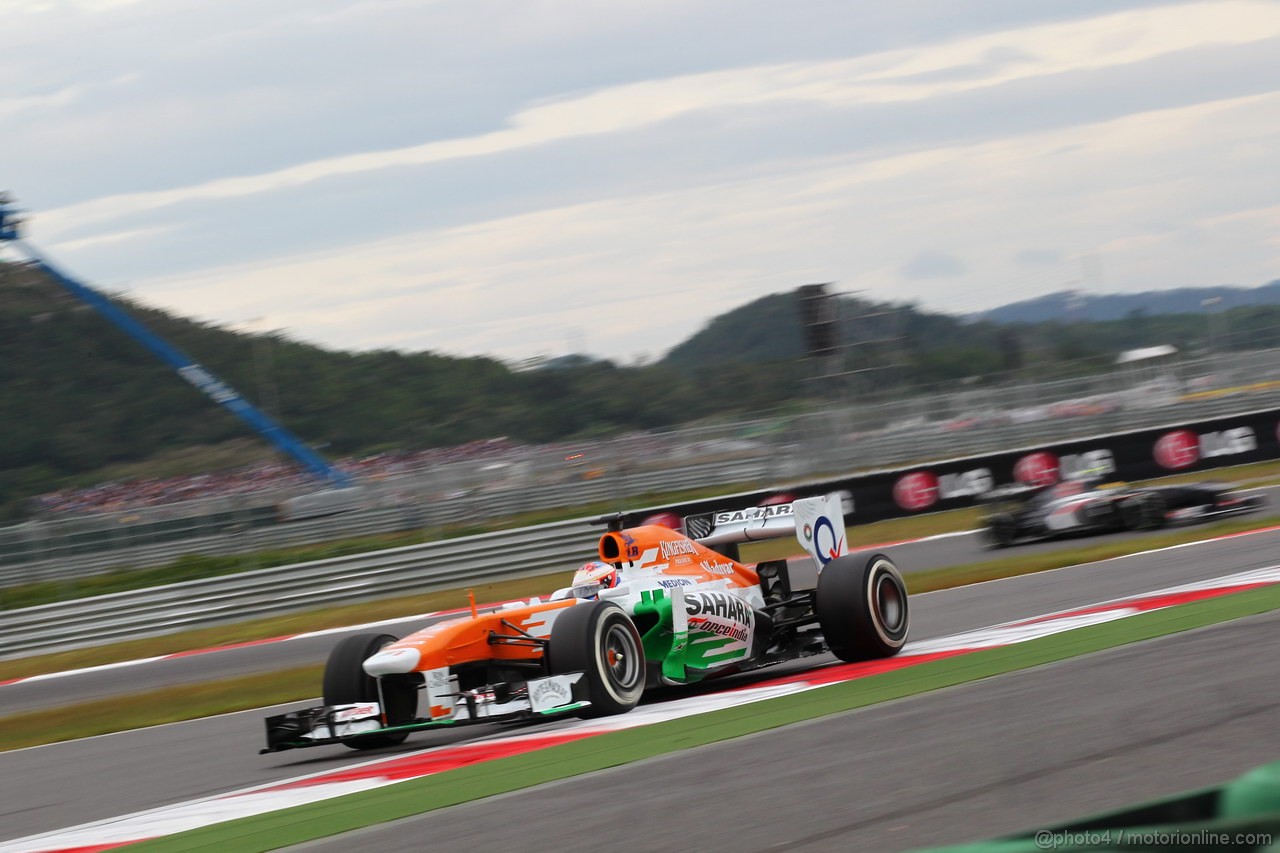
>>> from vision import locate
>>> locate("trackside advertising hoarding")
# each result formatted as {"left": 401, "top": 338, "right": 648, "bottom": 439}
{"left": 867, "top": 407, "right": 1279, "bottom": 522}
{"left": 620, "top": 407, "right": 1280, "bottom": 528}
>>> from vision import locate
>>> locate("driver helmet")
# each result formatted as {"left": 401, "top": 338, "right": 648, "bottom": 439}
{"left": 571, "top": 560, "right": 620, "bottom": 599}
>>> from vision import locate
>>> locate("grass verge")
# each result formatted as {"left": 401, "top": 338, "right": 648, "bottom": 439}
{"left": 0, "top": 666, "right": 320, "bottom": 752}
{"left": 133, "top": 583, "right": 1280, "bottom": 853}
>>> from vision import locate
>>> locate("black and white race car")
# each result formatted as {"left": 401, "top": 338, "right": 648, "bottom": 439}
{"left": 980, "top": 478, "right": 1265, "bottom": 547}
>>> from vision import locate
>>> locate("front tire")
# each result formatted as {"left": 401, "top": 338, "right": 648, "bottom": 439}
{"left": 323, "top": 633, "right": 417, "bottom": 750}
{"left": 547, "top": 601, "right": 645, "bottom": 717}
{"left": 816, "top": 552, "right": 910, "bottom": 661}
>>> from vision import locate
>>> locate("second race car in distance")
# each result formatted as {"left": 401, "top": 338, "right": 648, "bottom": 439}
{"left": 262, "top": 492, "right": 910, "bottom": 754}
{"left": 980, "top": 476, "right": 1266, "bottom": 548}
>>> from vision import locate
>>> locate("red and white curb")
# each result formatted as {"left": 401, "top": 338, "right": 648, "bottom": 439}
{"left": 6, "top": 564, "right": 1279, "bottom": 853}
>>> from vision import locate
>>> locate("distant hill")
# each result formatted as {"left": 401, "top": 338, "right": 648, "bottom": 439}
{"left": 974, "top": 281, "right": 1280, "bottom": 324}
{"left": 661, "top": 292, "right": 809, "bottom": 365}
{"left": 661, "top": 290, "right": 1016, "bottom": 367}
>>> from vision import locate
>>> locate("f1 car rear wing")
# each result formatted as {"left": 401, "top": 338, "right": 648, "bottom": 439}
{"left": 684, "top": 492, "right": 852, "bottom": 567}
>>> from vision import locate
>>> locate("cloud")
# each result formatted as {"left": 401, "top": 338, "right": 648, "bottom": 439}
{"left": 902, "top": 251, "right": 967, "bottom": 279}
{"left": 7, "top": 0, "right": 1279, "bottom": 365}
{"left": 1014, "top": 249, "right": 1063, "bottom": 267}
{"left": 0, "top": 0, "right": 148, "bottom": 13}
{"left": 110, "top": 90, "right": 1280, "bottom": 360}
{"left": 52, "top": 224, "right": 173, "bottom": 252}
{"left": 0, "top": 74, "right": 136, "bottom": 121}
{"left": 35, "top": 1, "right": 1280, "bottom": 237}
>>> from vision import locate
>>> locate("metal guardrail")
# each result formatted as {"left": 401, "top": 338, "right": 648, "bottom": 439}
{"left": 0, "top": 518, "right": 601, "bottom": 659}
{"left": 0, "top": 457, "right": 777, "bottom": 586}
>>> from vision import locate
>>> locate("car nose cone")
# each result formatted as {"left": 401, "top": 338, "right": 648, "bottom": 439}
{"left": 363, "top": 647, "right": 420, "bottom": 676}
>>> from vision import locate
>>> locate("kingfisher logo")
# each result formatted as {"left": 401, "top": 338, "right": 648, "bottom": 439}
{"left": 1014, "top": 452, "right": 1059, "bottom": 486}
{"left": 1154, "top": 430, "right": 1199, "bottom": 470}
{"left": 893, "top": 471, "right": 939, "bottom": 511}
{"left": 659, "top": 540, "right": 697, "bottom": 559}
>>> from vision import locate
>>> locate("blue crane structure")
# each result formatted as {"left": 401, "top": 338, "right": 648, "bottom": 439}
{"left": 0, "top": 194, "right": 352, "bottom": 488}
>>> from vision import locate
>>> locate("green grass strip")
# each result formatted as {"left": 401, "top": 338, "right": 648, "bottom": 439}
{"left": 0, "top": 666, "right": 322, "bottom": 753}
{"left": 132, "top": 583, "right": 1280, "bottom": 853}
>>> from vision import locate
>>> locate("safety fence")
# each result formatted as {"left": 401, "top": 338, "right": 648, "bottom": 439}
{"left": 0, "top": 519, "right": 600, "bottom": 658}
{"left": 0, "top": 456, "right": 779, "bottom": 587}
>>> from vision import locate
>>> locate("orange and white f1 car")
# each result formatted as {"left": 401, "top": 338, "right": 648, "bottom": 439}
{"left": 262, "top": 493, "right": 910, "bottom": 753}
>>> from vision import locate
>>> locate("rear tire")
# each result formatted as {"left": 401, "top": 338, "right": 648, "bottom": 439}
{"left": 323, "top": 633, "right": 417, "bottom": 749}
{"left": 1119, "top": 493, "right": 1166, "bottom": 531}
{"left": 1139, "top": 492, "right": 1167, "bottom": 529}
{"left": 547, "top": 601, "right": 645, "bottom": 717}
{"left": 985, "top": 513, "right": 1018, "bottom": 548}
{"left": 816, "top": 552, "right": 910, "bottom": 661}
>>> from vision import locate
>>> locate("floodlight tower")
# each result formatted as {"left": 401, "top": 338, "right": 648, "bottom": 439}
{"left": 798, "top": 282, "right": 842, "bottom": 381}
{"left": 0, "top": 193, "right": 351, "bottom": 488}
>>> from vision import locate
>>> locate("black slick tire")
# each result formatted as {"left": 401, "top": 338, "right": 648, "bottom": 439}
{"left": 322, "top": 632, "right": 416, "bottom": 749}
{"left": 1119, "top": 492, "right": 1166, "bottom": 531}
{"left": 816, "top": 552, "right": 910, "bottom": 661}
{"left": 547, "top": 601, "right": 645, "bottom": 717}
{"left": 985, "top": 513, "right": 1018, "bottom": 548}
{"left": 1138, "top": 492, "right": 1167, "bottom": 530}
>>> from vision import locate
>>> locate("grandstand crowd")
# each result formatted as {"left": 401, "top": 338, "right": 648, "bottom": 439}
{"left": 29, "top": 439, "right": 522, "bottom": 517}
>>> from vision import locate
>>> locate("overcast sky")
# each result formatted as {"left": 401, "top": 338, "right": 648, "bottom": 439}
{"left": 3, "top": 0, "right": 1279, "bottom": 363}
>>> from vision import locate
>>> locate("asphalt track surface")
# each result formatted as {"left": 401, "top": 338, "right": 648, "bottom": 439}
{"left": 2, "top": 526, "right": 1279, "bottom": 845}
{"left": 295, "top": 611, "right": 1280, "bottom": 853}
{"left": 3, "top": 482, "right": 1276, "bottom": 716}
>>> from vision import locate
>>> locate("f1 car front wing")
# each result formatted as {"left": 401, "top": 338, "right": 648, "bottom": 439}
{"left": 262, "top": 671, "right": 588, "bottom": 753}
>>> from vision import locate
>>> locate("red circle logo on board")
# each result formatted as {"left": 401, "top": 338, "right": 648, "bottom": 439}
{"left": 1014, "top": 451, "right": 1060, "bottom": 486}
{"left": 1154, "top": 429, "right": 1200, "bottom": 470}
{"left": 894, "top": 471, "right": 939, "bottom": 511}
